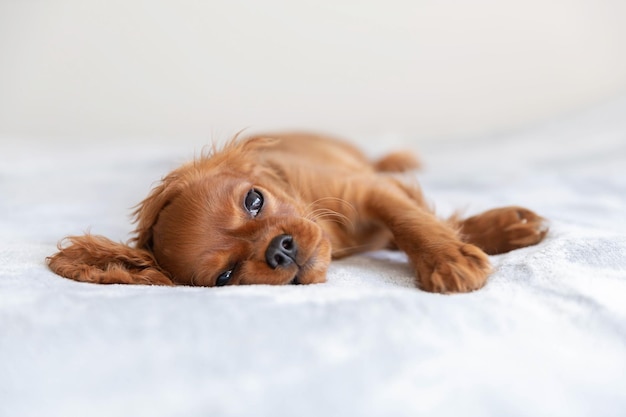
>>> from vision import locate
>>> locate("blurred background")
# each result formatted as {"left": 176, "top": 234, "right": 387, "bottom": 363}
{"left": 1, "top": 0, "right": 625, "bottom": 143}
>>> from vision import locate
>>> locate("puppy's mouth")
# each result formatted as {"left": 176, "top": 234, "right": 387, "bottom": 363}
{"left": 284, "top": 258, "right": 315, "bottom": 285}
{"left": 285, "top": 262, "right": 306, "bottom": 285}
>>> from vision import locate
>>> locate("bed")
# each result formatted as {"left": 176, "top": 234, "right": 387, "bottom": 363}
{"left": 1, "top": 96, "right": 625, "bottom": 417}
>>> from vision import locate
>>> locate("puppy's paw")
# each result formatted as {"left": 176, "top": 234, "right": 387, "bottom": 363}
{"left": 416, "top": 243, "right": 491, "bottom": 293}
{"left": 461, "top": 206, "right": 549, "bottom": 255}
{"left": 500, "top": 207, "right": 549, "bottom": 250}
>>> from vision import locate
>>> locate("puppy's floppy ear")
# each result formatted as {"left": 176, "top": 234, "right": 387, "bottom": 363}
{"left": 130, "top": 170, "right": 183, "bottom": 250}
{"left": 46, "top": 235, "right": 174, "bottom": 285}
{"left": 47, "top": 171, "right": 182, "bottom": 286}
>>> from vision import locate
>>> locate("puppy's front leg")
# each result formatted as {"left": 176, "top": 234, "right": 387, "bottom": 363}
{"left": 363, "top": 180, "right": 491, "bottom": 293}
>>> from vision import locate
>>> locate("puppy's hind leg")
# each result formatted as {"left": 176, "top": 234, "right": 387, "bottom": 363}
{"left": 455, "top": 206, "right": 549, "bottom": 255}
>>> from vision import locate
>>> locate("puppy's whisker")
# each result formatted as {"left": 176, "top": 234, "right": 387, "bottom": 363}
{"left": 319, "top": 199, "right": 356, "bottom": 228}
{"left": 331, "top": 243, "right": 379, "bottom": 257}
{"left": 306, "top": 197, "right": 357, "bottom": 217}
{"left": 307, "top": 208, "right": 345, "bottom": 220}
{"left": 322, "top": 211, "right": 354, "bottom": 228}
{"left": 307, "top": 209, "right": 354, "bottom": 229}
{"left": 316, "top": 213, "right": 352, "bottom": 228}
{"left": 306, "top": 208, "right": 338, "bottom": 221}
{"left": 314, "top": 215, "right": 353, "bottom": 229}
{"left": 307, "top": 204, "right": 352, "bottom": 217}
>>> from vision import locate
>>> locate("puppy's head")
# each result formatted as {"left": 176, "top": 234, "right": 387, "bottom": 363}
{"left": 131, "top": 137, "right": 332, "bottom": 287}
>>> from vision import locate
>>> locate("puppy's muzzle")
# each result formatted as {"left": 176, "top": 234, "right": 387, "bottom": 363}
{"left": 265, "top": 234, "right": 298, "bottom": 269}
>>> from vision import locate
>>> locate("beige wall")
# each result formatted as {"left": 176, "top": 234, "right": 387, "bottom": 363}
{"left": 1, "top": 0, "right": 625, "bottom": 141}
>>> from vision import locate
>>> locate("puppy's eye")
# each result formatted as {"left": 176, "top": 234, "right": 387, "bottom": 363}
{"left": 244, "top": 189, "right": 264, "bottom": 217}
{"left": 215, "top": 269, "right": 233, "bottom": 287}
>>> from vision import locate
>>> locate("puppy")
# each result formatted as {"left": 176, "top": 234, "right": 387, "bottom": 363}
{"left": 47, "top": 132, "right": 548, "bottom": 293}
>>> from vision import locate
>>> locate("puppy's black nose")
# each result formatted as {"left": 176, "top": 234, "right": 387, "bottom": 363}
{"left": 265, "top": 234, "right": 298, "bottom": 269}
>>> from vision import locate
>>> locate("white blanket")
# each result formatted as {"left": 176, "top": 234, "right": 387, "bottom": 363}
{"left": 1, "top": 98, "right": 626, "bottom": 417}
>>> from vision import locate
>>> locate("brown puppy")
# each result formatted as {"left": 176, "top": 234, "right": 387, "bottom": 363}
{"left": 47, "top": 132, "right": 548, "bottom": 293}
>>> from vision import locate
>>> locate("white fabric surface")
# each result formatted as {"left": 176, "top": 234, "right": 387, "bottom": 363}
{"left": 1, "top": 98, "right": 626, "bottom": 417}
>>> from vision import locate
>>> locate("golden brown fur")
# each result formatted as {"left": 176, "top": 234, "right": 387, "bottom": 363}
{"left": 47, "top": 132, "right": 548, "bottom": 293}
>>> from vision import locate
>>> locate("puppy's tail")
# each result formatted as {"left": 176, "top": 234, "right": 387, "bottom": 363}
{"left": 374, "top": 151, "right": 421, "bottom": 173}
{"left": 47, "top": 234, "right": 174, "bottom": 286}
